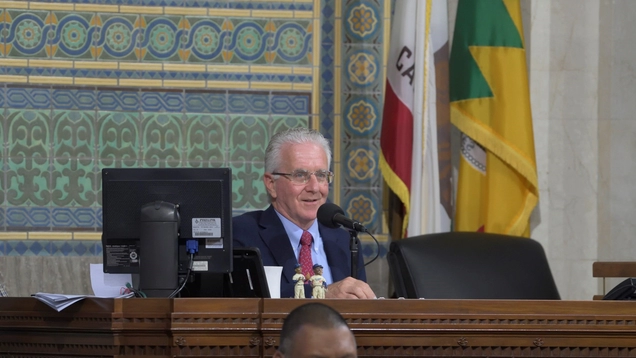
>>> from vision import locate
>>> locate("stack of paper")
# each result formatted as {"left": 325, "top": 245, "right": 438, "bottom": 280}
{"left": 33, "top": 292, "right": 134, "bottom": 312}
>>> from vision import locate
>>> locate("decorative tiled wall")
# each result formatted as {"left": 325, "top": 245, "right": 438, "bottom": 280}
{"left": 0, "top": 0, "right": 390, "bottom": 295}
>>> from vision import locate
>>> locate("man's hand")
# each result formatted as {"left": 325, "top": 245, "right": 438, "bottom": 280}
{"left": 326, "top": 277, "right": 376, "bottom": 299}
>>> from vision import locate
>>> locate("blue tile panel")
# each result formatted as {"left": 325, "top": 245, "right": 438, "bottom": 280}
{"left": 0, "top": 85, "right": 310, "bottom": 230}
{"left": 0, "top": 240, "right": 103, "bottom": 257}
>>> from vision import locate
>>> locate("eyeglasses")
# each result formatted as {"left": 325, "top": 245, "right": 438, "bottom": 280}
{"left": 272, "top": 169, "right": 334, "bottom": 184}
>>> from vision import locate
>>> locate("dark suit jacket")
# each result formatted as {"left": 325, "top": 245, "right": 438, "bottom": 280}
{"left": 232, "top": 205, "right": 367, "bottom": 298}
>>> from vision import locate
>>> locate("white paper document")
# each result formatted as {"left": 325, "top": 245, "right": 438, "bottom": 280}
{"left": 90, "top": 263, "right": 132, "bottom": 297}
{"left": 31, "top": 264, "right": 135, "bottom": 312}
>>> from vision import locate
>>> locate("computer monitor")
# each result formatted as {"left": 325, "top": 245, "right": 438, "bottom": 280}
{"left": 101, "top": 168, "right": 233, "bottom": 297}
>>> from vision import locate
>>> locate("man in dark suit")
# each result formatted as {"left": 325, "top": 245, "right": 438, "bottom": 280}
{"left": 233, "top": 128, "right": 375, "bottom": 299}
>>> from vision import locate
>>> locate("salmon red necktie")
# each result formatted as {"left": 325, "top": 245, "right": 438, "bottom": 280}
{"left": 299, "top": 230, "right": 314, "bottom": 280}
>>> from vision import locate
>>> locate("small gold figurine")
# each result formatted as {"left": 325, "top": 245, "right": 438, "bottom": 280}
{"left": 292, "top": 264, "right": 306, "bottom": 299}
{"left": 309, "top": 264, "right": 327, "bottom": 299}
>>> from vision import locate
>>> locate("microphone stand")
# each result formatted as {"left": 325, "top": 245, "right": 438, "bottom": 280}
{"left": 348, "top": 229, "right": 359, "bottom": 279}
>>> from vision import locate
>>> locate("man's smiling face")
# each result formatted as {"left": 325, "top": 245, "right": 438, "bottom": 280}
{"left": 264, "top": 142, "right": 329, "bottom": 230}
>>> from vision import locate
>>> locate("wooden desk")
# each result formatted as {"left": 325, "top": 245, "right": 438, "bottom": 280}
{"left": 2, "top": 298, "right": 636, "bottom": 357}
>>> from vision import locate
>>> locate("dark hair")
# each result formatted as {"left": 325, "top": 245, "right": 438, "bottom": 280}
{"left": 278, "top": 302, "right": 352, "bottom": 354}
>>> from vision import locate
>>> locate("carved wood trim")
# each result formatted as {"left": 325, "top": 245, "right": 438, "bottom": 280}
{"left": 3, "top": 298, "right": 636, "bottom": 357}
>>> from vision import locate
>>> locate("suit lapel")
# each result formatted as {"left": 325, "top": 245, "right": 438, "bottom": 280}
{"left": 258, "top": 206, "right": 299, "bottom": 285}
{"left": 321, "top": 225, "right": 350, "bottom": 282}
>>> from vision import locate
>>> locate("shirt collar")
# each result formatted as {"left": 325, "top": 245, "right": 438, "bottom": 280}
{"left": 274, "top": 210, "right": 321, "bottom": 253}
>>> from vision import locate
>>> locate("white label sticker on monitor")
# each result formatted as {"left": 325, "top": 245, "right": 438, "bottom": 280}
{"left": 192, "top": 218, "right": 221, "bottom": 238}
{"left": 192, "top": 261, "right": 208, "bottom": 272}
{"left": 205, "top": 238, "right": 223, "bottom": 249}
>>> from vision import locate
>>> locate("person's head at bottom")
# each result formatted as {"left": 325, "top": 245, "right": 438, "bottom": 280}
{"left": 274, "top": 302, "right": 357, "bottom": 358}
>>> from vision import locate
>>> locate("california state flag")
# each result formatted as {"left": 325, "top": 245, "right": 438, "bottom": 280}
{"left": 451, "top": 0, "right": 538, "bottom": 236}
{"left": 380, "top": 0, "right": 452, "bottom": 238}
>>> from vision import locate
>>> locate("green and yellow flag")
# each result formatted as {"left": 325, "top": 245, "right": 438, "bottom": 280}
{"left": 450, "top": 0, "right": 538, "bottom": 236}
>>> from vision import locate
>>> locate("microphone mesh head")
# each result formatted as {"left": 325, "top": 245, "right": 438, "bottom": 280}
{"left": 317, "top": 202, "right": 344, "bottom": 229}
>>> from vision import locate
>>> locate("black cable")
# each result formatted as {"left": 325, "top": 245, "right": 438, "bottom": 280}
{"left": 168, "top": 253, "right": 194, "bottom": 299}
{"left": 362, "top": 229, "right": 380, "bottom": 267}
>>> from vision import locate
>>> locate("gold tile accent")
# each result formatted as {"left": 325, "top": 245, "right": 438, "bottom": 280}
{"left": 164, "top": 63, "right": 206, "bottom": 72}
{"left": 333, "top": 114, "right": 341, "bottom": 162}
{"left": 334, "top": 67, "right": 341, "bottom": 114}
{"left": 383, "top": 18, "right": 391, "bottom": 67}
{"left": 73, "top": 232, "right": 102, "bottom": 241}
{"left": 333, "top": 112, "right": 342, "bottom": 205}
{"left": 295, "top": 11, "right": 313, "bottom": 19}
{"left": 333, "top": 0, "right": 342, "bottom": 209}
{"left": 120, "top": 63, "right": 162, "bottom": 71}
{"left": 0, "top": 1, "right": 28, "bottom": 9}
{"left": 163, "top": 80, "right": 206, "bottom": 88}
{"left": 119, "top": 79, "right": 163, "bottom": 87}
{"left": 335, "top": 22, "right": 342, "bottom": 66}
{"left": 292, "top": 83, "right": 312, "bottom": 91}
{"left": 75, "top": 77, "right": 118, "bottom": 86}
{"left": 75, "top": 61, "right": 118, "bottom": 70}
{"left": 312, "top": 67, "right": 319, "bottom": 115}
{"left": 29, "top": 60, "right": 73, "bottom": 69}
{"left": 208, "top": 65, "right": 248, "bottom": 73}
{"left": 250, "top": 66, "right": 292, "bottom": 75}
{"left": 74, "top": 4, "right": 119, "bottom": 12}
{"left": 312, "top": 17, "right": 319, "bottom": 65}
{"left": 333, "top": 161, "right": 341, "bottom": 204}
{"left": 207, "top": 81, "right": 249, "bottom": 89}
{"left": 210, "top": 9, "right": 250, "bottom": 17}
{"left": 28, "top": 232, "right": 73, "bottom": 240}
{"left": 310, "top": 114, "right": 319, "bottom": 131}
{"left": 334, "top": 0, "right": 342, "bottom": 195}
{"left": 29, "top": 2, "right": 73, "bottom": 11}
{"left": 293, "top": 67, "right": 313, "bottom": 75}
{"left": 0, "top": 75, "right": 27, "bottom": 83}
{"left": 252, "top": 10, "right": 294, "bottom": 18}
{"left": 0, "top": 232, "right": 27, "bottom": 240}
{"left": 120, "top": 5, "right": 163, "bottom": 14}
{"left": 0, "top": 59, "right": 27, "bottom": 67}
{"left": 164, "top": 6, "right": 208, "bottom": 16}
{"left": 251, "top": 82, "right": 292, "bottom": 90}
{"left": 29, "top": 76, "right": 73, "bottom": 85}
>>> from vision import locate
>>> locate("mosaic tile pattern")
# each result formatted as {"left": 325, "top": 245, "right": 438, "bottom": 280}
{"left": 0, "top": 85, "right": 310, "bottom": 229}
{"left": 1, "top": 9, "right": 313, "bottom": 65}
{"left": 0, "top": 240, "right": 102, "bottom": 256}
{"left": 0, "top": 0, "right": 389, "bottom": 259}
{"left": 339, "top": 0, "right": 384, "bottom": 234}
{"left": 34, "top": 0, "right": 314, "bottom": 10}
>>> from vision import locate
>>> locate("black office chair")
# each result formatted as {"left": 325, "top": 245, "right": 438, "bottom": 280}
{"left": 388, "top": 231, "right": 560, "bottom": 299}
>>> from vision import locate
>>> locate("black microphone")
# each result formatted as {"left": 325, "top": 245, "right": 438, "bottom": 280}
{"left": 317, "top": 202, "right": 366, "bottom": 232}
